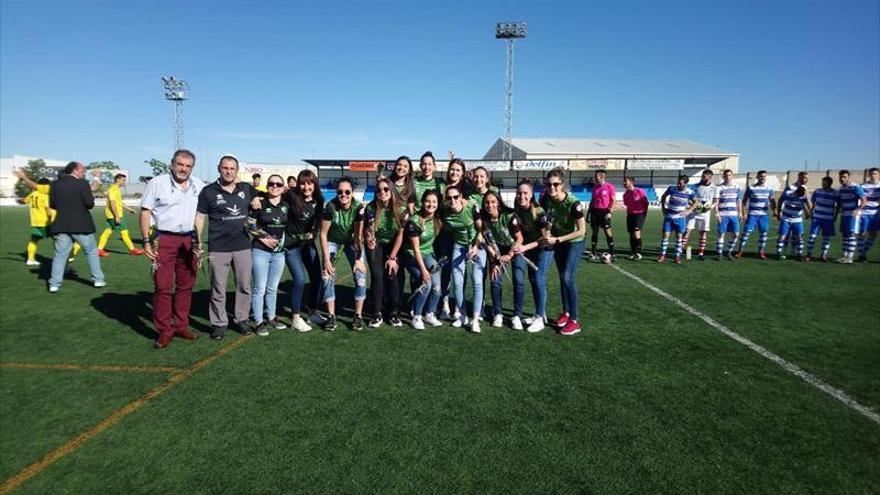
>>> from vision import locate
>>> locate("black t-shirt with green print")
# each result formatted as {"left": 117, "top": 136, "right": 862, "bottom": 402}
{"left": 364, "top": 202, "right": 406, "bottom": 245}
{"left": 539, "top": 192, "right": 585, "bottom": 243}
{"left": 404, "top": 216, "right": 439, "bottom": 255}
{"left": 484, "top": 211, "right": 520, "bottom": 248}
{"left": 515, "top": 204, "right": 546, "bottom": 244}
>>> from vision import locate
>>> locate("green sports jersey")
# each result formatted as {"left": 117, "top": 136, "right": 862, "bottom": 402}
{"left": 413, "top": 176, "right": 444, "bottom": 207}
{"left": 540, "top": 193, "right": 585, "bottom": 242}
{"left": 442, "top": 203, "right": 478, "bottom": 246}
{"left": 321, "top": 199, "right": 363, "bottom": 245}
{"left": 515, "top": 204, "right": 546, "bottom": 244}
{"left": 365, "top": 203, "right": 405, "bottom": 245}
{"left": 405, "top": 216, "right": 438, "bottom": 255}
{"left": 485, "top": 211, "right": 519, "bottom": 247}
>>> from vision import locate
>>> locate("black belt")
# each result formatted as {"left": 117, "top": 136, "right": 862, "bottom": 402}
{"left": 158, "top": 230, "right": 194, "bottom": 236}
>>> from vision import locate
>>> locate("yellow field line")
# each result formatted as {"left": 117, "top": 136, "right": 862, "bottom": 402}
{"left": 0, "top": 334, "right": 253, "bottom": 495}
{"left": 0, "top": 362, "right": 186, "bottom": 374}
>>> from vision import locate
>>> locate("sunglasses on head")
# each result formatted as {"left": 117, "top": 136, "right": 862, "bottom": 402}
{"left": 337, "top": 189, "right": 352, "bottom": 196}
{"left": 267, "top": 182, "right": 285, "bottom": 188}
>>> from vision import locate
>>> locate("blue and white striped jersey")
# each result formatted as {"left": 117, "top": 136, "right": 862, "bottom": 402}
{"left": 663, "top": 186, "right": 695, "bottom": 218}
{"left": 744, "top": 185, "right": 774, "bottom": 217}
{"left": 811, "top": 188, "right": 838, "bottom": 222}
{"left": 861, "top": 182, "right": 879, "bottom": 217}
{"left": 838, "top": 184, "right": 866, "bottom": 217}
{"left": 716, "top": 184, "right": 741, "bottom": 217}
{"left": 780, "top": 189, "right": 809, "bottom": 222}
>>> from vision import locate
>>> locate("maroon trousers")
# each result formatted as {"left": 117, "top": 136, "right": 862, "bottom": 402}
{"left": 153, "top": 233, "right": 198, "bottom": 338}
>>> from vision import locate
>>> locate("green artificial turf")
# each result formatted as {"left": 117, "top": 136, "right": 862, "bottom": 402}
{"left": 0, "top": 206, "right": 878, "bottom": 494}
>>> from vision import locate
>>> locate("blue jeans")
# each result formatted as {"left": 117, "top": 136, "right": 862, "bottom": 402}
{"left": 405, "top": 253, "right": 442, "bottom": 316}
{"left": 490, "top": 247, "right": 526, "bottom": 317}
{"left": 285, "top": 245, "right": 308, "bottom": 315}
{"left": 49, "top": 233, "right": 104, "bottom": 288}
{"left": 252, "top": 248, "right": 286, "bottom": 324}
{"left": 322, "top": 242, "right": 367, "bottom": 303}
{"left": 554, "top": 240, "right": 584, "bottom": 321}
{"left": 525, "top": 248, "right": 553, "bottom": 318}
{"left": 451, "top": 243, "right": 486, "bottom": 318}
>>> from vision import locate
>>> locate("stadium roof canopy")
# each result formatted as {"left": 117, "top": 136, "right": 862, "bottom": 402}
{"left": 484, "top": 138, "right": 738, "bottom": 160}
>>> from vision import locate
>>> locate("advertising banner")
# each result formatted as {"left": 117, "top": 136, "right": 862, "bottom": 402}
{"left": 512, "top": 160, "right": 568, "bottom": 171}
{"left": 569, "top": 159, "right": 625, "bottom": 171}
{"left": 627, "top": 159, "right": 685, "bottom": 170}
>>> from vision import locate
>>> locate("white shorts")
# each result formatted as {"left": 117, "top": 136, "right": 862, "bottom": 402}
{"left": 686, "top": 212, "right": 711, "bottom": 232}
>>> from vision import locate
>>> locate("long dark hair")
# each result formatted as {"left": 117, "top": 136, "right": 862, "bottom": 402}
{"left": 390, "top": 155, "right": 415, "bottom": 203}
{"left": 481, "top": 190, "right": 513, "bottom": 222}
{"left": 290, "top": 169, "right": 324, "bottom": 213}
{"left": 417, "top": 189, "right": 442, "bottom": 235}
{"left": 369, "top": 176, "right": 403, "bottom": 229}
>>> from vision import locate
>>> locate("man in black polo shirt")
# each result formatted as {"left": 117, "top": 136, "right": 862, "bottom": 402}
{"left": 195, "top": 155, "right": 256, "bottom": 339}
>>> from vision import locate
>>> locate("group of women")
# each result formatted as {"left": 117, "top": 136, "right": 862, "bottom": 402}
{"left": 247, "top": 152, "right": 587, "bottom": 337}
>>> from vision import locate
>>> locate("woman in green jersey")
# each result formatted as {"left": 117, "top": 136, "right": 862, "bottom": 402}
{"left": 539, "top": 167, "right": 587, "bottom": 336}
{"left": 403, "top": 189, "right": 444, "bottom": 330}
{"left": 364, "top": 176, "right": 407, "bottom": 328}
{"left": 482, "top": 191, "right": 527, "bottom": 331}
{"left": 514, "top": 179, "right": 553, "bottom": 333}
{"left": 442, "top": 184, "right": 487, "bottom": 334}
{"left": 318, "top": 177, "right": 367, "bottom": 331}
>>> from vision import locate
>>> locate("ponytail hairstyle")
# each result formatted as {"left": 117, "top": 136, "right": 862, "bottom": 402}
{"left": 515, "top": 178, "right": 539, "bottom": 220}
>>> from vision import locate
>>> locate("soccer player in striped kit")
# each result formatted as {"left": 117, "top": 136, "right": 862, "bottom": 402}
{"left": 805, "top": 176, "right": 838, "bottom": 262}
{"left": 714, "top": 169, "right": 742, "bottom": 260}
{"left": 658, "top": 175, "right": 697, "bottom": 264}
{"left": 775, "top": 185, "right": 811, "bottom": 261}
{"left": 835, "top": 170, "right": 867, "bottom": 264}
{"left": 856, "top": 167, "right": 879, "bottom": 262}
{"left": 736, "top": 170, "right": 776, "bottom": 259}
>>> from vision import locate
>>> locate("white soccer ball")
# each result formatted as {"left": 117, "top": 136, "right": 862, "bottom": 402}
{"left": 601, "top": 252, "right": 613, "bottom": 264}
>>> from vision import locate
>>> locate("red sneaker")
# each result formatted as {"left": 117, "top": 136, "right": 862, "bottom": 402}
{"left": 129, "top": 248, "right": 144, "bottom": 256}
{"left": 560, "top": 320, "right": 581, "bottom": 336}
{"left": 98, "top": 249, "right": 109, "bottom": 257}
{"left": 657, "top": 255, "right": 666, "bottom": 263}
{"left": 554, "top": 312, "right": 570, "bottom": 328}
{"left": 758, "top": 251, "right": 767, "bottom": 260}
{"left": 674, "top": 256, "right": 682, "bottom": 264}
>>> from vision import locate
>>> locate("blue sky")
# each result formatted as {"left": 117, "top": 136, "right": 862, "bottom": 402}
{"left": 1, "top": 0, "right": 878, "bottom": 178}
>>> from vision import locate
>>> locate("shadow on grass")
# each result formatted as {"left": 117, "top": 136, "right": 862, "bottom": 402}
{"left": 91, "top": 290, "right": 213, "bottom": 340}
{"left": 5, "top": 252, "right": 105, "bottom": 287}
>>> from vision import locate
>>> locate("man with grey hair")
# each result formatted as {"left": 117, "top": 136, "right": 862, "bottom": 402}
{"left": 47, "top": 161, "right": 106, "bottom": 293}
{"left": 195, "top": 155, "right": 257, "bottom": 340}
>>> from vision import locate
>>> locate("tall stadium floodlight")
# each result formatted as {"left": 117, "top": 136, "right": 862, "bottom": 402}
{"left": 495, "top": 21, "right": 526, "bottom": 161}
{"left": 161, "top": 76, "right": 190, "bottom": 150}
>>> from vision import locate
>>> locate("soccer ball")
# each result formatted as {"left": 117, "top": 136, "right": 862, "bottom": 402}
{"left": 601, "top": 252, "right": 613, "bottom": 264}
{"left": 696, "top": 203, "right": 712, "bottom": 213}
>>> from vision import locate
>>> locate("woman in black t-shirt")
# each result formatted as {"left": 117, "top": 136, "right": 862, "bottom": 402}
{"left": 282, "top": 169, "right": 324, "bottom": 332}
{"left": 247, "top": 174, "right": 290, "bottom": 335}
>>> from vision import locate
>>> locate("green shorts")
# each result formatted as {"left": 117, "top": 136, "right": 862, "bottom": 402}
{"left": 105, "top": 218, "right": 128, "bottom": 231}
{"left": 30, "top": 226, "right": 48, "bottom": 241}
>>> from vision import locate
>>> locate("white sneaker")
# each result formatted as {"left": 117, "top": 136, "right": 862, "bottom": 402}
{"left": 511, "top": 316, "right": 523, "bottom": 330}
{"left": 292, "top": 315, "right": 312, "bottom": 332}
{"left": 451, "top": 308, "right": 461, "bottom": 321}
{"left": 492, "top": 314, "right": 503, "bottom": 328}
{"left": 48, "top": 286, "right": 59, "bottom": 294}
{"left": 26, "top": 260, "right": 40, "bottom": 266}
{"left": 308, "top": 312, "right": 327, "bottom": 324}
{"left": 524, "top": 315, "right": 548, "bottom": 325}
{"left": 451, "top": 315, "right": 469, "bottom": 328}
{"left": 527, "top": 317, "right": 545, "bottom": 333}
{"left": 635, "top": 253, "right": 643, "bottom": 261}
{"left": 412, "top": 316, "right": 425, "bottom": 330}
{"left": 439, "top": 298, "right": 450, "bottom": 319}
{"left": 93, "top": 280, "right": 107, "bottom": 288}
{"left": 423, "top": 313, "right": 442, "bottom": 327}
{"left": 470, "top": 318, "right": 481, "bottom": 334}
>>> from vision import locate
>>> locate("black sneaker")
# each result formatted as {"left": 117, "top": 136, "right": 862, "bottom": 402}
{"left": 269, "top": 318, "right": 288, "bottom": 330}
{"left": 351, "top": 315, "right": 365, "bottom": 332}
{"left": 389, "top": 315, "right": 403, "bottom": 327}
{"left": 321, "top": 315, "right": 337, "bottom": 332}
{"left": 235, "top": 321, "right": 253, "bottom": 335}
{"left": 368, "top": 316, "right": 383, "bottom": 328}
{"left": 255, "top": 322, "right": 269, "bottom": 337}
{"left": 211, "top": 326, "right": 226, "bottom": 340}
{"left": 858, "top": 255, "right": 868, "bottom": 263}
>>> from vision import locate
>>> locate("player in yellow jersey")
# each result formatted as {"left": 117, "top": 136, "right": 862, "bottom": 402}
{"left": 97, "top": 174, "right": 143, "bottom": 256}
{"left": 13, "top": 169, "right": 81, "bottom": 265}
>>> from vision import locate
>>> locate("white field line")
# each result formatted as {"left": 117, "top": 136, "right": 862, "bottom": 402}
{"left": 609, "top": 264, "right": 880, "bottom": 425}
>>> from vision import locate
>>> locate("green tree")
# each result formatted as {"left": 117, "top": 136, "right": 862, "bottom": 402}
{"left": 14, "top": 159, "right": 47, "bottom": 198}
{"left": 145, "top": 158, "right": 170, "bottom": 178}
{"left": 87, "top": 160, "right": 121, "bottom": 194}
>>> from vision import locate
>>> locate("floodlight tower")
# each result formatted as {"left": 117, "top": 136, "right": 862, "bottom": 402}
{"left": 161, "top": 76, "right": 190, "bottom": 150}
{"left": 495, "top": 21, "right": 527, "bottom": 161}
